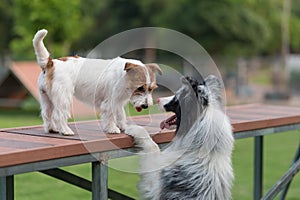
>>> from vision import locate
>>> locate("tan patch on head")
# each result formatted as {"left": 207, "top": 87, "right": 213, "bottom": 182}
{"left": 46, "top": 57, "right": 55, "bottom": 90}
{"left": 124, "top": 62, "right": 162, "bottom": 96}
{"left": 145, "top": 63, "right": 161, "bottom": 93}
{"left": 125, "top": 62, "right": 147, "bottom": 90}
{"left": 145, "top": 63, "right": 162, "bottom": 83}
{"left": 125, "top": 62, "right": 161, "bottom": 97}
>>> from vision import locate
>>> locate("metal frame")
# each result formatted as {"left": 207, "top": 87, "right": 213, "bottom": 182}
{"left": 0, "top": 123, "right": 299, "bottom": 200}
{"left": 279, "top": 145, "right": 300, "bottom": 200}
{"left": 0, "top": 176, "right": 13, "bottom": 200}
{"left": 254, "top": 136, "right": 263, "bottom": 200}
{"left": 262, "top": 158, "right": 300, "bottom": 200}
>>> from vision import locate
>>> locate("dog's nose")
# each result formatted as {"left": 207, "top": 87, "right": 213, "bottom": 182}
{"left": 141, "top": 104, "right": 148, "bottom": 109}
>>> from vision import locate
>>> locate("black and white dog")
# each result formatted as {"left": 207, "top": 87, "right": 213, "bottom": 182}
{"left": 126, "top": 75, "right": 234, "bottom": 200}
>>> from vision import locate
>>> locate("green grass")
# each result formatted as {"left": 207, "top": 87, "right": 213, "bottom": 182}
{"left": 232, "top": 133, "right": 300, "bottom": 200}
{"left": 1, "top": 108, "right": 300, "bottom": 199}
{"left": 250, "top": 67, "right": 272, "bottom": 86}
{"left": 0, "top": 109, "right": 42, "bottom": 128}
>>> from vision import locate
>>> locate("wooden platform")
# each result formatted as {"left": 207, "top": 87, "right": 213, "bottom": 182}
{"left": 0, "top": 104, "right": 300, "bottom": 168}
{"left": 1, "top": 104, "right": 300, "bottom": 200}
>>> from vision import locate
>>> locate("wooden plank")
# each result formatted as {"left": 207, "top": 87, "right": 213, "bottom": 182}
{"left": 0, "top": 146, "right": 18, "bottom": 153}
{"left": 0, "top": 138, "right": 51, "bottom": 149}
{"left": 5, "top": 128, "right": 105, "bottom": 141}
{"left": 0, "top": 138, "right": 125, "bottom": 167}
{"left": 0, "top": 129, "right": 177, "bottom": 168}
{"left": 0, "top": 141, "right": 86, "bottom": 167}
{"left": 227, "top": 109, "right": 294, "bottom": 118}
{"left": 2, "top": 120, "right": 164, "bottom": 142}
{"left": 0, "top": 132, "right": 76, "bottom": 145}
{"left": 226, "top": 104, "right": 300, "bottom": 118}
{"left": 0, "top": 104, "right": 300, "bottom": 168}
{"left": 232, "top": 115, "right": 300, "bottom": 132}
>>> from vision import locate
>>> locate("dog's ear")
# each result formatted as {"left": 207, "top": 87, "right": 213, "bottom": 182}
{"left": 124, "top": 62, "right": 138, "bottom": 72}
{"left": 181, "top": 76, "right": 200, "bottom": 97}
{"left": 182, "top": 76, "right": 198, "bottom": 88}
{"left": 181, "top": 76, "right": 189, "bottom": 85}
{"left": 145, "top": 63, "right": 163, "bottom": 75}
{"left": 124, "top": 62, "right": 137, "bottom": 72}
{"left": 204, "top": 75, "right": 222, "bottom": 91}
{"left": 204, "top": 75, "right": 223, "bottom": 103}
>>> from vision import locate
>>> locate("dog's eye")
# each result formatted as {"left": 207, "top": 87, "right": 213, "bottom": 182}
{"left": 198, "top": 85, "right": 205, "bottom": 93}
{"left": 137, "top": 86, "right": 145, "bottom": 92}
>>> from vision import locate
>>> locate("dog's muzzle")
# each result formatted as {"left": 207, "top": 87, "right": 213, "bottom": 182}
{"left": 141, "top": 104, "right": 148, "bottom": 109}
{"left": 157, "top": 95, "right": 174, "bottom": 111}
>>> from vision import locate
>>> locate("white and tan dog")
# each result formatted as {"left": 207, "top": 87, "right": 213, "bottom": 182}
{"left": 33, "top": 29, "right": 162, "bottom": 135}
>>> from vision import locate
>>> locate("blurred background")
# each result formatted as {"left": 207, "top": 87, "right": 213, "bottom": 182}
{"left": 0, "top": 0, "right": 300, "bottom": 200}
{"left": 1, "top": 0, "right": 300, "bottom": 109}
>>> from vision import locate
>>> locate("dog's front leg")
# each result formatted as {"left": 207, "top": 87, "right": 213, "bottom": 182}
{"left": 125, "top": 125, "right": 161, "bottom": 200}
{"left": 100, "top": 101, "right": 121, "bottom": 134}
{"left": 115, "top": 105, "right": 127, "bottom": 132}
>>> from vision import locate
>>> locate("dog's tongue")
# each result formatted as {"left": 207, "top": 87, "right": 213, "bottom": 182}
{"left": 160, "top": 114, "right": 176, "bottom": 130}
{"left": 136, "top": 107, "right": 142, "bottom": 112}
{"left": 160, "top": 120, "right": 169, "bottom": 129}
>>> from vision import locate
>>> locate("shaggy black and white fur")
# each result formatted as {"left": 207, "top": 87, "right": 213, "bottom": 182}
{"left": 126, "top": 75, "right": 234, "bottom": 200}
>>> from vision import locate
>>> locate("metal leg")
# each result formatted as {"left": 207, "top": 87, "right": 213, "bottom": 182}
{"left": 41, "top": 167, "right": 134, "bottom": 199}
{"left": 262, "top": 158, "right": 300, "bottom": 200}
{"left": 254, "top": 136, "right": 263, "bottom": 200}
{"left": 92, "top": 161, "right": 108, "bottom": 200}
{"left": 279, "top": 144, "right": 300, "bottom": 200}
{"left": 0, "top": 176, "right": 14, "bottom": 200}
{"left": 41, "top": 168, "right": 91, "bottom": 191}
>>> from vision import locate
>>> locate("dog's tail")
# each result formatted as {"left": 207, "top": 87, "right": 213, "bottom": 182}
{"left": 33, "top": 29, "right": 50, "bottom": 69}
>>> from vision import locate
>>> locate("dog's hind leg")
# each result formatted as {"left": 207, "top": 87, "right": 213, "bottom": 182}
{"left": 39, "top": 89, "right": 57, "bottom": 133}
{"left": 50, "top": 86, "right": 74, "bottom": 136}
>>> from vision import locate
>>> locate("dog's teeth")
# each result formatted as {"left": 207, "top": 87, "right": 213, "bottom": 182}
{"left": 160, "top": 120, "right": 166, "bottom": 129}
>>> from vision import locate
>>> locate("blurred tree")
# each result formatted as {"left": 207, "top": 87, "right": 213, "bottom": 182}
{"left": 6, "top": 0, "right": 300, "bottom": 60}
{"left": 74, "top": 0, "right": 271, "bottom": 57}
{"left": 70, "top": 0, "right": 107, "bottom": 51}
{"left": 0, "top": 0, "right": 13, "bottom": 55}
{"left": 11, "top": 0, "right": 83, "bottom": 60}
{"left": 149, "top": 0, "right": 270, "bottom": 56}
{"left": 249, "top": 0, "right": 284, "bottom": 55}
{"left": 290, "top": 0, "right": 300, "bottom": 53}
{"left": 72, "top": 0, "right": 145, "bottom": 51}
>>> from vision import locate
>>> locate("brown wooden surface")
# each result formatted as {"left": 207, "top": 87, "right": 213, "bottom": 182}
{"left": 0, "top": 104, "right": 300, "bottom": 168}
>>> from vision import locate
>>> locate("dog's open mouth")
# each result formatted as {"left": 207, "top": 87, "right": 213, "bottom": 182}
{"left": 136, "top": 107, "right": 143, "bottom": 112}
{"left": 160, "top": 114, "right": 177, "bottom": 130}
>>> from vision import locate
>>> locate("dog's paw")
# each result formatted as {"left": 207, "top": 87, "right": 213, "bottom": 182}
{"left": 60, "top": 127, "right": 75, "bottom": 136}
{"left": 125, "top": 125, "right": 149, "bottom": 138}
{"left": 105, "top": 126, "right": 121, "bottom": 134}
{"left": 126, "top": 125, "right": 159, "bottom": 152}
{"left": 117, "top": 122, "right": 127, "bottom": 133}
{"left": 48, "top": 129, "right": 59, "bottom": 134}
{"left": 62, "top": 131, "right": 75, "bottom": 136}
